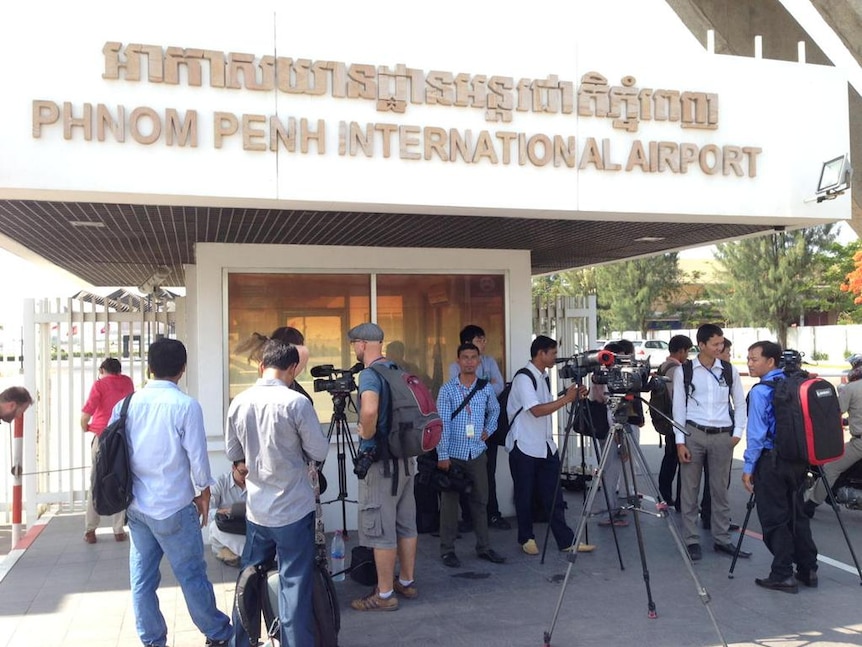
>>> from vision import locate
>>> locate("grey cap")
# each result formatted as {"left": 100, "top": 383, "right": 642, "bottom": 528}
{"left": 347, "top": 322, "right": 384, "bottom": 343}
{"left": 849, "top": 353, "right": 862, "bottom": 368}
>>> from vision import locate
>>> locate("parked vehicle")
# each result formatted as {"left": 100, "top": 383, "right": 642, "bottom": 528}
{"left": 630, "top": 339, "right": 668, "bottom": 361}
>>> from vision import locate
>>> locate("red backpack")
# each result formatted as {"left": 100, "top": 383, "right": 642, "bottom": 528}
{"left": 371, "top": 363, "right": 442, "bottom": 458}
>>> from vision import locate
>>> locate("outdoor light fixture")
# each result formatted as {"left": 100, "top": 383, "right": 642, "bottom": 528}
{"left": 814, "top": 153, "right": 852, "bottom": 203}
{"left": 138, "top": 265, "right": 171, "bottom": 294}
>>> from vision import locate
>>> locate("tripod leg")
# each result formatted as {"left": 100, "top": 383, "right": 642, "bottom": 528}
{"left": 624, "top": 424, "right": 728, "bottom": 646}
{"left": 543, "top": 429, "right": 617, "bottom": 646}
{"left": 618, "top": 431, "right": 657, "bottom": 619}
{"left": 728, "top": 493, "right": 755, "bottom": 579}
{"left": 819, "top": 470, "right": 862, "bottom": 584}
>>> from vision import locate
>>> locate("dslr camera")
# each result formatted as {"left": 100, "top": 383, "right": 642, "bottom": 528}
{"left": 311, "top": 364, "right": 358, "bottom": 395}
{"left": 353, "top": 442, "right": 379, "bottom": 479}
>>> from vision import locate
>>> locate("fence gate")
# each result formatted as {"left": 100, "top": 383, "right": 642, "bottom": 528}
{"left": 4, "top": 291, "right": 179, "bottom": 526}
{"left": 533, "top": 295, "right": 601, "bottom": 487}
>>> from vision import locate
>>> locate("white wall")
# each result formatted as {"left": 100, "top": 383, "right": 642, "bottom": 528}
{"left": 195, "top": 243, "right": 532, "bottom": 529}
{"left": 0, "top": 0, "right": 849, "bottom": 228}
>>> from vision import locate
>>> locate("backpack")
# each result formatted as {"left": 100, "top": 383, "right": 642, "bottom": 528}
{"left": 370, "top": 363, "right": 442, "bottom": 458}
{"left": 756, "top": 371, "right": 844, "bottom": 465}
{"left": 491, "top": 368, "right": 537, "bottom": 446}
{"left": 649, "top": 363, "right": 675, "bottom": 435}
{"left": 91, "top": 393, "right": 134, "bottom": 516}
{"left": 235, "top": 557, "right": 340, "bottom": 647}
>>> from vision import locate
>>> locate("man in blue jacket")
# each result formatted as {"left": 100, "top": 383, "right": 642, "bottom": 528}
{"left": 742, "top": 340, "right": 818, "bottom": 594}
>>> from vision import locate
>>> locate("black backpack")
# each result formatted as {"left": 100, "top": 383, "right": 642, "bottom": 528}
{"left": 755, "top": 371, "right": 844, "bottom": 465}
{"left": 649, "top": 363, "right": 675, "bottom": 435}
{"left": 491, "top": 368, "right": 537, "bottom": 446}
{"left": 236, "top": 557, "right": 340, "bottom": 647}
{"left": 91, "top": 393, "right": 134, "bottom": 516}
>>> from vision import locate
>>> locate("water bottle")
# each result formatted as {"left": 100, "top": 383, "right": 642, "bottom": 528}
{"left": 330, "top": 530, "right": 346, "bottom": 582}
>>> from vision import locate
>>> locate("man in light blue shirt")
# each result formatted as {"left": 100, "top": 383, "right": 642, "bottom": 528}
{"left": 436, "top": 342, "right": 504, "bottom": 568}
{"left": 226, "top": 339, "right": 329, "bottom": 647}
{"left": 116, "top": 338, "right": 231, "bottom": 647}
{"left": 447, "top": 324, "right": 510, "bottom": 531}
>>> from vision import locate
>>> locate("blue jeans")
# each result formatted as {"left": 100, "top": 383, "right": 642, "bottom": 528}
{"left": 127, "top": 504, "right": 232, "bottom": 647}
{"left": 232, "top": 511, "right": 315, "bottom": 647}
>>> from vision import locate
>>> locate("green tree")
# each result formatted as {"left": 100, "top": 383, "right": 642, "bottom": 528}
{"left": 710, "top": 225, "right": 837, "bottom": 347}
{"left": 592, "top": 253, "right": 681, "bottom": 335}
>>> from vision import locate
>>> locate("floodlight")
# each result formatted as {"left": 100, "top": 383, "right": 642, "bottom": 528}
{"left": 814, "top": 154, "right": 852, "bottom": 202}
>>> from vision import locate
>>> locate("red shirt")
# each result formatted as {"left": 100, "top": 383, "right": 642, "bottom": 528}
{"left": 81, "top": 373, "right": 135, "bottom": 434}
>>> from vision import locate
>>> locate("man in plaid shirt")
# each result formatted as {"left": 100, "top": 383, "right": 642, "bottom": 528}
{"left": 435, "top": 342, "right": 506, "bottom": 568}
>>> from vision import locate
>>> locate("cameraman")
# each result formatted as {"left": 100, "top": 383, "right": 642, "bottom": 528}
{"left": 349, "top": 322, "right": 418, "bottom": 612}
{"left": 506, "top": 335, "right": 585, "bottom": 555}
{"left": 742, "top": 341, "right": 818, "bottom": 593}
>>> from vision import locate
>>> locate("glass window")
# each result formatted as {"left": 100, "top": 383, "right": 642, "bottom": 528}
{"left": 227, "top": 272, "right": 505, "bottom": 422}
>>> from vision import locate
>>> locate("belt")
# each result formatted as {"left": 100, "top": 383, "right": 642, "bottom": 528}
{"left": 687, "top": 421, "right": 733, "bottom": 435}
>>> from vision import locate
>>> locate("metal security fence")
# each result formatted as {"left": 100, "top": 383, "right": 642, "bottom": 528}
{"left": 1, "top": 292, "right": 180, "bottom": 526}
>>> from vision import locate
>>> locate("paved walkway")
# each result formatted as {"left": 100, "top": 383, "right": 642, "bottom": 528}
{"left": 2, "top": 440, "right": 862, "bottom": 647}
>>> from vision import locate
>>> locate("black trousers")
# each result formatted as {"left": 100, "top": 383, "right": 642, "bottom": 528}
{"left": 658, "top": 433, "right": 678, "bottom": 503}
{"left": 754, "top": 451, "right": 818, "bottom": 580}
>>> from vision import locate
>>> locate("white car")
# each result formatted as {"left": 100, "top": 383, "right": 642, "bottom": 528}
{"left": 630, "top": 339, "right": 668, "bottom": 361}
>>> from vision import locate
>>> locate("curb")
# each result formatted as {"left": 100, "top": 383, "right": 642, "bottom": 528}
{"left": 0, "top": 506, "right": 56, "bottom": 584}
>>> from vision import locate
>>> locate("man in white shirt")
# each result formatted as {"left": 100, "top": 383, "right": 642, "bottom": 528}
{"left": 505, "top": 335, "right": 585, "bottom": 555}
{"left": 207, "top": 460, "right": 248, "bottom": 567}
{"left": 672, "top": 324, "right": 747, "bottom": 562}
{"left": 118, "top": 339, "right": 232, "bottom": 647}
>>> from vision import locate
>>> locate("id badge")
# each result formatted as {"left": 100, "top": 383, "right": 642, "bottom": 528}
{"left": 465, "top": 423, "right": 475, "bottom": 438}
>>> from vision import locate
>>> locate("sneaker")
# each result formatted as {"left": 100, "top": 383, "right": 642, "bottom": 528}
{"left": 393, "top": 578, "right": 418, "bottom": 599}
{"left": 216, "top": 547, "right": 241, "bottom": 568}
{"left": 83, "top": 530, "right": 97, "bottom": 544}
{"left": 205, "top": 639, "right": 229, "bottom": 647}
{"left": 521, "top": 538, "right": 539, "bottom": 555}
{"left": 488, "top": 515, "right": 512, "bottom": 530}
{"left": 350, "top": 588, "right": 399, "bottom": 611}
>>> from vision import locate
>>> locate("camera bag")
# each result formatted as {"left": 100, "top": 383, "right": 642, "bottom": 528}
{"left": 755, "top": 371, "right": 844, "bottom": 466}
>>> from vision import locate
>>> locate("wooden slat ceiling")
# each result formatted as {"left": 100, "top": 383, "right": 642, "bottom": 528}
{"left": 0, "top": 199, "right": 772, "bottom": 286}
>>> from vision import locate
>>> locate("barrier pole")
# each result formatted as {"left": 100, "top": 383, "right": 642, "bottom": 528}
{"left": 11, "top": 412, "right": 24, "bottom": 547}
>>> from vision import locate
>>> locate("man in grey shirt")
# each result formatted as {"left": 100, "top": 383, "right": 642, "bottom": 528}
{"left": 226, "top": 339, "right": 329, "bottom": 647}
{"left": 804, "top": 354, "right": 862, "bottom": 516}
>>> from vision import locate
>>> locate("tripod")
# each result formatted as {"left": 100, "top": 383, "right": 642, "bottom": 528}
{"left": 539, "top": 389, "right": 624, "bottom": 569}
{"left": 729, "top": 469, "right": 862, "bottom": 583}
{"left": 543, "top": 394, "right": 727, "bottom": 647}
{"left": 320, "top": 391, "right": 359, "bottom": 536}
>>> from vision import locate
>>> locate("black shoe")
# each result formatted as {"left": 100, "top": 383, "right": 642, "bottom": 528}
{"left": 795, "top": 570, "right": 819, "bottom": 588}
{"left": 205, "top": 640, "right": 229, "bottom": 647}
{"left": 803, "top": 500, "right": 818, "bottom": 519}
{"left": 442, "top": 552, "right": 461, "bottom": 568}
{"left": 488, "top": 515, "right": 512, "bottom": 530}
{"left": 729, "top": 522, "right": 740, "bottom": 532}
{"left": 686, "top": 543, "right": 702, "bottom": 561}
{"left": 476, "top": 549, "right": 506, "bottom": 564}
{"left": 755, "top": 576, "right": 798, "bottom": 593}
{"left": 714, "top": 542, "right": 750, "bottom": 558}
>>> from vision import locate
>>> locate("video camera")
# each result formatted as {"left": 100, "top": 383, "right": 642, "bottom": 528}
{"left": 311, "top": 363, "right": 359, "bottom": 395}
{"left": 778, "top": 349, "right": 804, "bottom": 373}
{"left": 588, "top": 353, "right": 656, "bottom": 395}
{"left": 557, "top": 349, "right": 615, "bottom": 381}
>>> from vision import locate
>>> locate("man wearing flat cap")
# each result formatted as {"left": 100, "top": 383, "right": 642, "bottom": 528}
{"left": 348, "top": 322, "right": 419, "bottom": 612}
